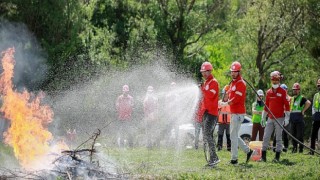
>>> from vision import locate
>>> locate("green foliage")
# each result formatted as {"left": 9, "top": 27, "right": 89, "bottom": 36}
{"left": 233, "top": 0, "right": 307, "bottom": 89}
{"left": 1, "top": 0, "right": 320, "bottom": 115}
{"left": 305, "top": 0, "right": 320, "bottom": 60}
{"left": 148, "top": 0, "right": 230, "bottom": 67}
{"left": 90, "top": 0, "right": 158, "bottom": 66}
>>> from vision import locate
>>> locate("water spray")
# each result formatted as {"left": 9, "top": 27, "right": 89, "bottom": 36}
{"left": 243, "top": 78, "right": 320, "bottom": 156}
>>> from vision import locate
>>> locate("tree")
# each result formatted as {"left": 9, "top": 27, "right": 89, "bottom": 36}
{"left": 305, "top": 0, "right": 320, "bottom": 61}
{"left": 90, "top": 0, "right": 158, "bottom": 67}
{"left": 149, "top": 0, "right": 229, "bottom": 69}
{"left": 235, "top": 0, "right": 307, "bottom": 88}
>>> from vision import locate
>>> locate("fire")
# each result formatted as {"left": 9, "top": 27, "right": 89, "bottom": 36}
{"left": 0, "top": 48, "right": 60, "bottom": 169}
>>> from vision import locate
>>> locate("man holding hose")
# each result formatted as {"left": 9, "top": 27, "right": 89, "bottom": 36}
{"left": 219, "top": 61, "right": 253, "bottom": 165}
{"left": 260, "top": 71, "right": 290, "bottom": 162}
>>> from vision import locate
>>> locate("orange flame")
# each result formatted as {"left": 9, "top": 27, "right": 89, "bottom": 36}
{"left": 0, "top": 48, "right": 55, "bottom": 169}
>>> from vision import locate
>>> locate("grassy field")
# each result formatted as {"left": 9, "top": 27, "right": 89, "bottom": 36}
{"left": 104, "top": 146, "right": 320, "bottom": 179}
{"left": 1, "top": 142, "right": 320, "bottom": 179}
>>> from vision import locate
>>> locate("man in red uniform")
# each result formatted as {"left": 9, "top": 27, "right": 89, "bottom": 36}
{"left": 116, "top": 84, "right": 134, "bottom": 148}
{"left": 199, "top": 61, "right": 220, "bottom": 167}
{"left": 219, "top": 61, "right": 253, "bottom": 165}
{"left": 143, "top": 86, "right": 159, "bottom": 149}
{"left": 260, "top": 71, "right": 290, "bottom": 162}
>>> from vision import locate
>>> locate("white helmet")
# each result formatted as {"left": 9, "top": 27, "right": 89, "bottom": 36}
{"left": 123, "top": 85, "right": 129, "bottom": 92}
{"left": 147, "top": 86, "right": 154, "bottom": 92}
{"left": 257, "top": 89, "right": 264, "bottom": 96}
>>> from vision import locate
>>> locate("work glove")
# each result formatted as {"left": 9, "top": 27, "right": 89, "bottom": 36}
{"left": 218, "top": 100, "right": 228, "bottom": 107}
{"left": 260, "top": 110, "right": 267, "bottom": 127}
{"left": 283, "top": 111, "right": 290, "bottom": 127}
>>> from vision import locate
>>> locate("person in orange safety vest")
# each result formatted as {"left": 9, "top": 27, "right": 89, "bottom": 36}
{"left": 217, "top": 85, "right": 231, "bottom": 151}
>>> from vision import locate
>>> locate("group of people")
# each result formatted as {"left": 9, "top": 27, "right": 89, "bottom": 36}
{"left": 197, "top": 61, "right": 253, "bottom": 167}
{"left": 115, "top": 83, "right": 180, "bottom": 149}
{"left": 196, "top": 60, "right": 319, "bottom": 167}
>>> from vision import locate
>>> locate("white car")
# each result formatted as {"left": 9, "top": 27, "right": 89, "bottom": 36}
{"left": 173, "top": 115, "right": 253, "bottom": 147}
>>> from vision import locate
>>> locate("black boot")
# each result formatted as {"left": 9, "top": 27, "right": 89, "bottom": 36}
{"left": 299, "top": 146, "right": 303, "bottom": 153}
{"left": 260, "top": 150, "right": 266, "bottom": 162}
{"left": 273, "top": 152, "right": 280, "bottom": 162}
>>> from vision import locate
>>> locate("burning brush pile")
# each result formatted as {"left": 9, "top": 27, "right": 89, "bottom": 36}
{"left": 0, "top": 48, "right": 128, "bottom": 179}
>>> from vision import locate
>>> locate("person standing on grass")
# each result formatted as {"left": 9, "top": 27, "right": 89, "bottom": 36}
{"left": 260, "top": 71, "right": 290, "bottom": 162}
{"left": 251, "top": 89, "right": 265, "bottom": 141}
{"left": 116, "top": 85, "right": 134, "bottom": 148}
{"left": 309, "top": 78, "right": 320, "bottom": 155}
{"left": 143, "top": 86, "right": 159, "bottom": 149}
{"left": 199, "top": 61, "right": 220, "bottom": 167}
{"left": 194, "top": 97, "right": 204, "bottom": 150}
{"left": 217, "top": 85, "right": 231, "bottom": 151}
{"left": 163, "top": 82, "right": 180, "bottom": 147}
{"left": 290, "top": 83, "right": 311, "bottom": 153}
{"left": 272, "top": 83, "right": 291, "bottom": 152}
{"left": 219, "top": 61, "right": 253, "bottom": 165}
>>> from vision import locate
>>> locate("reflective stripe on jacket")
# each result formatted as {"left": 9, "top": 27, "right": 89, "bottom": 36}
{"left": 290, "top": 95, "right": 304, "bottom": 112}
{"left": 252, "top": 101, "right": 264, "bottom": 123}
{"left": 229, "top": 75, "right": 246, "bottom": 114}
{"left": 201, "top": 74, "right": 219, "bottom": 116}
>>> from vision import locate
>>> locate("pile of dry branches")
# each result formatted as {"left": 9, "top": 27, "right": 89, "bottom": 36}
{"left": 0, "top": 129, "right": 129, "bottom": 180}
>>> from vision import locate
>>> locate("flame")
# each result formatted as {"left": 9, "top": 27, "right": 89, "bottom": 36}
{"left": 0, "top": 48, "right": 56, "bottom": 169}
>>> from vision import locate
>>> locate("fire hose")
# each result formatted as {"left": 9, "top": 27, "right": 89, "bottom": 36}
{"left": 243, "top": 78, "right": 320, "bottom": 156}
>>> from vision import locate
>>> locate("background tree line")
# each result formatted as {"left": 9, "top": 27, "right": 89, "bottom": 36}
{"left": 0, "top": 0, "right": 319, "bottom": 111}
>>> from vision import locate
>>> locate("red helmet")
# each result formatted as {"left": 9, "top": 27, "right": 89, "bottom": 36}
{"left": 292, "top": 83, "right": 301, "bottom": 90}
{"left": 317, "top": 79, "right": 320, "bottom": 86}
{"left": 270, "top": 71, "right": 281, "bottom": 81}
{"left": 200, "top": 62, "right": 213, "bottom": 72}
{"left": 230, "top": 61, "right": 241, "bottom": 72}
{"left": 123, "top": 85, "right": 129, "bottom": 92}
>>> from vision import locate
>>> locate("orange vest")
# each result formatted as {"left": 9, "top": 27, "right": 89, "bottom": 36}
{"left": 218, "top": 105, "right": 231, "bottom": 124}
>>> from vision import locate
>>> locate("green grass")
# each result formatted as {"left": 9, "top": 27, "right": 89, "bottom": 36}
{"left": 104, "top": 147, "right": 320, "bottom": 179}
{"left": 1, "top": 142, "right": 320, "bottom": 179}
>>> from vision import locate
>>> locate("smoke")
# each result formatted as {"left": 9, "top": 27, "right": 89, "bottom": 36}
{"left": 0, "top": 20, "right": 48, "bottom": 91}
{"left": 50, "top": 58, "right": 201, "bottom": 149}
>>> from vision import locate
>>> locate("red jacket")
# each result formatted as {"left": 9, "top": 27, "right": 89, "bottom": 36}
{"left": 229, "top": 75, "right": 246, "bottom": 114}
{"left": 264, "top": 87, "right": 290, "bottom": 119}
{"left": 116, "top": 94, "right": 134, "bottom": 121}
{"left": 143, "top": 94, "right": 158, "bottom": 120}
{"left": 200, "top": 75, "right": 219, "bottom": 116}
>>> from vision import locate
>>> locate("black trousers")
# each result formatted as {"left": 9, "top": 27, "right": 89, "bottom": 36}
{"left": 310, "top": 121, "right": 320, "bottom": 150}
{"left": 203, "top": 113, "right": 219, "bottom": 162}
{"left": 291, "top": 120, "right": 305, "bottom": 151}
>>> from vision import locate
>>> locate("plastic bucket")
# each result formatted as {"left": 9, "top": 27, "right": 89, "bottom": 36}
{"left": 249, "top": 141, "right": 263, "bottom": 161}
